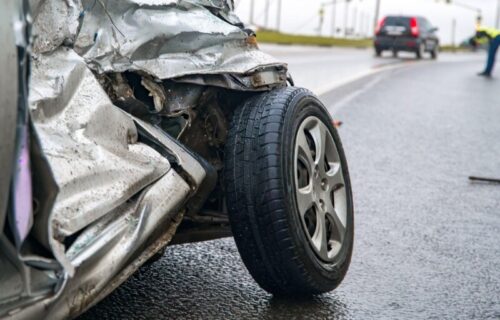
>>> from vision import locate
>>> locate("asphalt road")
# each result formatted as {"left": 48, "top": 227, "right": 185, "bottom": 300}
{"left": 259, "top": 44, "right": 483, "bottom": 95}
{"left": 79, "top": 53, "right": 500, "bottom": 319}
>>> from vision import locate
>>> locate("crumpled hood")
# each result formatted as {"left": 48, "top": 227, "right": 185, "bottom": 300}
{"left": 31, "top": 0, "right": 287, "bottom": 80}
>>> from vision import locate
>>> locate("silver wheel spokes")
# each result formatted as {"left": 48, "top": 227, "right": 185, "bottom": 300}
{"left": 294, "top": 116, "right": 347, "bottom": 262}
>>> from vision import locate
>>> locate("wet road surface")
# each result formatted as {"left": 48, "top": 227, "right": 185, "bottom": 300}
{"left": 260, "top": 44, "right": 483, "bottom": 95}
{"left": 80, "top": 57, "right": 500, "bottom": 319}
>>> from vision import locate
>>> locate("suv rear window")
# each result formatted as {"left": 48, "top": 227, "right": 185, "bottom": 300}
{"left": 383, "top": 17, "right": 410, "bottom": 28}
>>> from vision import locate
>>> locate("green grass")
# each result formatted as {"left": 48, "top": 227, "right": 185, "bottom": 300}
{"left": 256, "top": 30, "right": 372, "bottom": 48}
{"left": 439, "top": 45, "right": 468, "bottom": 52}
{"left": 256, "top": 31, "right": 469, "bottom": 52}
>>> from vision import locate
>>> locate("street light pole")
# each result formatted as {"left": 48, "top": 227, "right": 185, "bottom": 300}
{"left": 445, "top": 0, "right": 482, "bottom": 21}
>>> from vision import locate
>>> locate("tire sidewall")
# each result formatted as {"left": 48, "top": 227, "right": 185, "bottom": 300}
{"left": 281, "top": 90, "right": 354, "bottom": 285}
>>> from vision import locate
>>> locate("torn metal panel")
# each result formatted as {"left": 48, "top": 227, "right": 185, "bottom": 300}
{"left": 6, "top": 174, "right": 187, "bottom": 319}
{"left": 73, "top": 0, "right": 286, "bottom": 82}
{"left": 60, "top": 170, "right": 189, "bottom": 318}
{"left": 6, "top": 45, "right": 209, "bottom": 318}
{"left": 29, "top": 48, "right": 171, "bottom": 273}
{"left": 6, "top": 122, "right": 205, "bottom": 319}
{"left": 134, "top": 118, "right": 207, "bottom": 188}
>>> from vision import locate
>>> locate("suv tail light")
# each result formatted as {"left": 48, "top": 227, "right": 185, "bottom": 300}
{"left": 375, "top": 17, "right": 386, "bottom": 35}
{"left": 410, "top": 17, "right": 419, "bottom": 37}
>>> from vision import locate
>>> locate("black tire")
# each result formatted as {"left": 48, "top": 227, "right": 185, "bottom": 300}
{"left": 430, "top": 47, "right": 438, "bottom": 59}
{"left": 416, "top": 42, "right": 424, "bottom": 59}
{"left": 392, "top": 50, "right": 398, "bottom": 58}
{"left": 375, "top": 48, "right": 382, "bottom": 57}
{"left": 224, "top": 87, "right": 354, "bottom": 295}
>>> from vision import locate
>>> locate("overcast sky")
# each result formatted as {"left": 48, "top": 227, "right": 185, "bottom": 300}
{"left": 234, "top": 0, "right": 499, "bottom": 45}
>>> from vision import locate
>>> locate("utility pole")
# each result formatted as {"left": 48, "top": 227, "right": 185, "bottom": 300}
{"left": 276, "top": 0, "right": 282, "bottom": 32}
{"left": 331, "top": 0, "right": 337, "bottom": 37}
{"left": 374, "top": 0, "right": 381, "bottom": 32}
{"left": 264, "top": 0, "right": 270, "bottom": 29}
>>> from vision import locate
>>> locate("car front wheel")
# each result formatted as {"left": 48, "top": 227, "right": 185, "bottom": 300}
{"left": 224, "top": 87, "right": 354, "bottom": 295}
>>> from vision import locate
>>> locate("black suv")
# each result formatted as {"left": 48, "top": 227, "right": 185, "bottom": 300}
{"left": 374, "top": 15, "right": 439, "bottom": 59}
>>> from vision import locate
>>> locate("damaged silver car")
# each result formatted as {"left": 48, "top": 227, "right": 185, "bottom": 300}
{"left": 0, "top": 0, "right": 354, "bottom": 318}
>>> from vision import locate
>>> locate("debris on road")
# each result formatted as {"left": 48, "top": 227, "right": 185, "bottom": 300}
{"left": 469, "top": 176, "right": 500, "bottom": 184}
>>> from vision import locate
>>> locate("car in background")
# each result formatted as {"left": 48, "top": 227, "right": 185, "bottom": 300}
{"left": 374, "top": 15, "right": 440, "bottom": 59}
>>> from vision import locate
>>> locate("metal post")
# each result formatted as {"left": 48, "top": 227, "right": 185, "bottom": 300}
{"left": 366, "top": 13, "right": 371, "bottom": 36}
{"left": 361, "top": 11, "right": 366, "bottom": 37}
{"left": 451, "top": 18, "right": 456, "bottom": 52}
{"left": 374, "top": 0, "right": 381, "bottom": 32}
{"left": 276, "top": 0, "right": 282, "bottom": 32}
{"left": 365, "top": 12, "right": 370, "bottom": 37}
{"left": 319, "top": 6, "right": 325, "bottom": 35}
{"left": 249, "top": 0, "right": 255, "bottom": 25}
{"left": 344, "top": 0, "right": 350, "bottom": 37}
{"left": 331, "top": 0, "right": 337, "bottom": 37}
{"left": 352, "top": 6, "right": 357, "bottom": 36}
{"left": 264, "top": 0, "right": 270, "bottom": 29}
{"left": 496, "top": 0, "right": 500, "bottom": 28}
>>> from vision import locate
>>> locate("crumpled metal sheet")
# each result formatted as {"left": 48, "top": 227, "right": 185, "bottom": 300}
{"left": 5, "top": 44, "right": 206, "bottom": 320}
{"left": 41, "top": 0, "right": 286, "bottom": 81}
{"left": 7, "top": 169, "right": 191, "bottom": 320}
{"left": 59, "top": 169, "right": 190, "bottom": 318}
{"left": 6, "top": 0, "right": 286, "bottom": 317}
{"left": 29, "top": 48, "right": 171, "bottom": 273}
{"left": 30, "top": 0, "right": 81, "bottom": 53}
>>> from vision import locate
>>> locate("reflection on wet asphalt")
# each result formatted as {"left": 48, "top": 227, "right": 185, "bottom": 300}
{"left": 80, "top": 59, "right": 500, "bottom": 319}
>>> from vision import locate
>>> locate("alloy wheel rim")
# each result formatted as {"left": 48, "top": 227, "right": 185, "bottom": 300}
{"left": 294, "top": 116, "right": 347, "bottom": 262}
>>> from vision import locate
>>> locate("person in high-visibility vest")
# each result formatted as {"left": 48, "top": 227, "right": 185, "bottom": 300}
{"left": 470, "top": 25, "right": 500, "bottom": 77}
